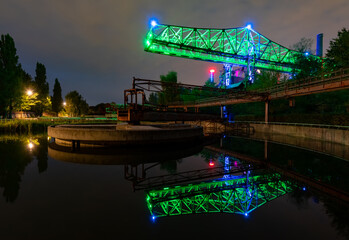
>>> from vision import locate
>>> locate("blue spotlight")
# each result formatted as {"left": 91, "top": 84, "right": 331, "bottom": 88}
{"left": 305, "top": 52, "right": 309, "bottom": 56}
{"left": 302, "top": 187, "right": 307, "bottom": 191}
{"left": 244, "top": 212, "right": 248, "bottom": 216}
{"left": 246, "top": 24, "right": 252, "bottom": 30}
{"left": 151, "top": 215, "right": 156, "bottom": 222}
{"left": 151, "top": 20, "right": 158, "bottom": 27}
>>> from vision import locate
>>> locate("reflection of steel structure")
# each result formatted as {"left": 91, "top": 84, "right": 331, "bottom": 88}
{"left": 131, "top": 162, "right": 262, "bottom": 190}
{"left": 146, "top": 173, "right": 295, "bottom": 218}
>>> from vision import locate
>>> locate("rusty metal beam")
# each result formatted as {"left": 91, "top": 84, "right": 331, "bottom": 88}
{"left": 167, "top": 68, "right": 349, "bottom": 108}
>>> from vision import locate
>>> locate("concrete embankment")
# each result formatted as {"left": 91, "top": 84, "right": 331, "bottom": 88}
{"left": 187, "top": 121, "right": 349, "bottom": 146}
{"left": 250, "top": 123, "right": 349, "bottom": 146}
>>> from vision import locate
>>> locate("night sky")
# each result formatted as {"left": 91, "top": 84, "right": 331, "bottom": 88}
{"left": 0, "top": 0, "right": 348, "bottom": 105}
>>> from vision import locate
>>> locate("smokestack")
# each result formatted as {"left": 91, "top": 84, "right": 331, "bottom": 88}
{"left": 316, "top": 33, "right": 323, "bottom": 57}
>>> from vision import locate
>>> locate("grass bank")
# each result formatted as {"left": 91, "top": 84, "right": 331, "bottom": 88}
{"left": 0, "top": 118, "right": 118, "bottom": 134}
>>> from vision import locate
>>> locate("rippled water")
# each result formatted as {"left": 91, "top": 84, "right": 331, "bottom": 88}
{"left": 0, "top": 134, "right": 348, "bottom": 239}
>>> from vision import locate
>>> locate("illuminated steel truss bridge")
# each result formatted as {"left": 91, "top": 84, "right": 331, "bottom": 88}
{"left": 144, "top": 21, "right": 321, "bottom": 84}
{"left": 146, "top": 172, "right": 295, "bottom": 218}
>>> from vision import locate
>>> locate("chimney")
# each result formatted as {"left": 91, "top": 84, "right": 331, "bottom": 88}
{"left": 316, "top": 33, "right": 323, "bottom": 57}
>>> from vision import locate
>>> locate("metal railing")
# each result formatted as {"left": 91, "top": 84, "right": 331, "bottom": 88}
{"left": 261, "top": 67, "right": 349, "bottom": 94}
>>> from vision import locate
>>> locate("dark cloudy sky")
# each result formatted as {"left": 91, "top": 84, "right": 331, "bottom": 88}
{"left": 0, "top": 0, "right": 348, "bottom": 105}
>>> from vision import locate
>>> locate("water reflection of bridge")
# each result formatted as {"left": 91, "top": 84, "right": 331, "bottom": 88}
{"left": 206, "top": 145, "right": 349, "bottom": 202}
{"left": 124, "top": 153, "right": 298, "bottom": 219}
{"left": 146, "top": 172, "right": 294, "bottom": 218}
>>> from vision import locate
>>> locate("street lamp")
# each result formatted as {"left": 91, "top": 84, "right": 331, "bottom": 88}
{"left": 63, "top": 102, "right": 66, "bottom": 106}
{"left": 27, "top": 90, "right": 33, "bottom": 96}
{"left": 209, "top": 69, "right": 215, "bottom": 83}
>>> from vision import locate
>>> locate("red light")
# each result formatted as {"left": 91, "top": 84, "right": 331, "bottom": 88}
{"left": 209, "top": 162, "right": 215, "bottom": 167}
{"left": 209, "top": 69, "right": 215, "bottom": 73}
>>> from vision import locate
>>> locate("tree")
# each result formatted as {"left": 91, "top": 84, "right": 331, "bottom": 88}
{"left": 33, "top": 62, "right": 50, "bottom": 116}
{"left": 291, "top": 37, "right": 313, "bottom": 53}
{"left": 291, "top": 37, "right": 322, "bottom": 79}
{"left": 247, "top": 70, "right": 278, "bottom": 90}
{"left": 326, "top": 28, "right": 349, "bottom": 69}
{"left": 14, "top": 92, "right": 40, "bottom": 111}
{"left": 65, "top": 90, "right": 89, "bottom": 117}
{"left": 160, "top": 71, "right": 180, "bottom": 105}
{"left": 148, "top": 92, "right": 159, "bottom": 105}
{"left": 204, "top": 78, "right": 216, "bottom": 88}
{"left": 52, "top": 78, "right": 63, "bottom": 114}
{"left": 0, "top": 34, "right": 22, "bottom": 118}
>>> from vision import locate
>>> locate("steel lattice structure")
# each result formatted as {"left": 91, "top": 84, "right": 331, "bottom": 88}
{"left": 146, "top": 173, "right": 295, "bottom": 218}
{"left": 144, "top": 23, "right": 318, "bottom": 73}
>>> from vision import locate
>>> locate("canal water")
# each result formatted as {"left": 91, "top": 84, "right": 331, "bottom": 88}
{"left": 0, "top": 134, "right": 348, "bottom": 240}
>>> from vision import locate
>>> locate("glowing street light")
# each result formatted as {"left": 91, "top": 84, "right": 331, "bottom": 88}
{"left": 27, "top": 90, "right": 33, "bottom": 96}
{"left": 28, "top": 142, "right": 34, "bottom": 150}
{"left": 63, "top": 102, "right": 66, "bottom": 106}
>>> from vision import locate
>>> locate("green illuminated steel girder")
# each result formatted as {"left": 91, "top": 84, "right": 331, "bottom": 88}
{"left": 146, "top": 173, "right": 295, "bottom": 218}
{"left": 144, "top": 23, "right": 317, "bottom": 73}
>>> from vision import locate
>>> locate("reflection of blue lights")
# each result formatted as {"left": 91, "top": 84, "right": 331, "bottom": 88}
{"left": 302, "top": 187, "right": 306, "bottom": 191}
{"left": 152, "top": 215, "right": 156, "bottom": 221}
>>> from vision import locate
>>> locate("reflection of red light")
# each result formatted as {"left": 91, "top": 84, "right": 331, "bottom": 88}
{"left": 209, "top": 162, "right": 215, "bottom": 167}
{"left": 209, "top": 69, "right": 215, "bottom": 73}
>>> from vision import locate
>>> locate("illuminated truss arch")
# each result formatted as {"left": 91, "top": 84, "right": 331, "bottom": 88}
{"left": 144, "top": 22, "right": 320, "bottom": 73}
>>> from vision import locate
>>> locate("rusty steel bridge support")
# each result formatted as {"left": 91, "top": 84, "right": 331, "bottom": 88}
{"left": 265, "top": 100, "right": 269, "bottom": 124}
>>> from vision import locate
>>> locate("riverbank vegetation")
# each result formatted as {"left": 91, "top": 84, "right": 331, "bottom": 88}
{"left": 0, "top": 34, "right": 89, "bottom": 119}
{"left": 0, "top": 118, "right": 118, "bottom": 134}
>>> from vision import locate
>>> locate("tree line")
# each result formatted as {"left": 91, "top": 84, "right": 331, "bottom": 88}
{"left": 0, "top": 34, "right": 89, "bottom": 118}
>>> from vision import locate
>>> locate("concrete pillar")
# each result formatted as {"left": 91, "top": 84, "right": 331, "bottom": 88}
{"left": 265, "top": 101, "right": 269, "bottom": 124}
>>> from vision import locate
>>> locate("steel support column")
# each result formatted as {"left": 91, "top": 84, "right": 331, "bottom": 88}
{"left": 265, "top": 100, "right": 269, "bottom": 124}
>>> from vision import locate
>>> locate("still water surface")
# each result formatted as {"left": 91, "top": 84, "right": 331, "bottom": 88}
{"left": 0, "top": 134, "right": 348, "bottom": 240}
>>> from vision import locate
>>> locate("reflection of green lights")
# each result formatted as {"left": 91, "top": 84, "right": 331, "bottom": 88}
{"left": 144, "top": 24, "right": 321, "bottom": 73}
{"left": 146, "top": 173, "right": 295, "bottom": 218}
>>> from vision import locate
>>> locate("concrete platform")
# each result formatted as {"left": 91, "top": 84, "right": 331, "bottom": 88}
{"left": 48, "top": 123, "right": 203, "bottom": 148}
